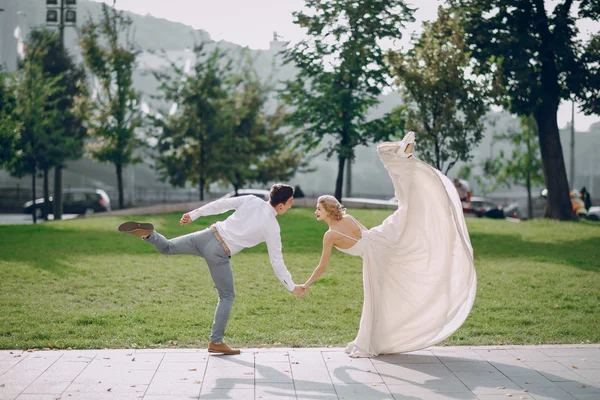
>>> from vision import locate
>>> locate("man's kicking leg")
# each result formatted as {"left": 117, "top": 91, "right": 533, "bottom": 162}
{"left": 119, "top": 221, "right": 203, "bottom": 256}
{"left": 118, "top": 221, "right": 153, "bottom": 237}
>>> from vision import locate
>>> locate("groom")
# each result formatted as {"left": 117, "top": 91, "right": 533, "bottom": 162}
{"left": 118, "top": 183, "right": 306, "bottom": 355}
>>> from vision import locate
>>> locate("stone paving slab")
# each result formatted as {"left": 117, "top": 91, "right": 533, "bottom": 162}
{"left": 0, "top": 345, "right": 598, "bottom": 400}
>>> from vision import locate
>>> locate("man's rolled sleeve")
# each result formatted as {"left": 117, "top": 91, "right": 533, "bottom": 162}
{"left": 265, "top": 231, "right": 296, "bottom": 292}
{"left": 188, "top": 196, "right": 249, "bottom": 221}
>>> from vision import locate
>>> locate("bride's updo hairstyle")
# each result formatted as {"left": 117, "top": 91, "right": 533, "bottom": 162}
{"left": 317, "top": 195, "right": 346, "bottom": 220}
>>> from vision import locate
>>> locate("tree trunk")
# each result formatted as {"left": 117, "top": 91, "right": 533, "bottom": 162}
{"left": 526, "top": 171, "right": 533, "bottom": 220}
{"left": 526, "top": 134, "right": 533, "bottom": 220}
{"left": 31, "top": 171, "right": 37, "bottom": 224}
{"left": 199, "top": 177, "right": 205, "bottom": 201}
{"left": 345, "top": 159, "right": 352, "bottom": 198}
{"left": 53, "top": 166, "right": 63, "bottom": 220}
{"left": 534, "top": 9, "right": 574, "bottom": 220}
{"left": 434, "top": 139, "right": 441, "bottom": 171}
{"left": 116, "top": 162, "right": 124, "bottom": 209}
{"left": 535, "top": 105, "right": 574, "bottom": 220}
{"left": 199, "top": 142, "right": 205, "bottom": 201}
{"left": 43, "top": 168, "right": 50, "bottom": 220}
{"left": 336, "top": 127, "right": 350, "bottom": 201}
{"left": 335, "top": 154, "right": 345, "bottom": 201}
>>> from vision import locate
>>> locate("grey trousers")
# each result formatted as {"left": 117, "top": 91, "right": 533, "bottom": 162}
{"left": 143, "top": 228, "right": 234, "bottom": 343}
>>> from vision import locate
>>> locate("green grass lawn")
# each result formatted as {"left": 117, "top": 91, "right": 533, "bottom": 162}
{"left": 0, "top": 208, "right": 598, "bottom": 350}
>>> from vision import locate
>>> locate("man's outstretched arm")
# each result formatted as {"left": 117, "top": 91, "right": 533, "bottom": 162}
{"left": 180, "top": 196, "right": 250, "bottom": 225}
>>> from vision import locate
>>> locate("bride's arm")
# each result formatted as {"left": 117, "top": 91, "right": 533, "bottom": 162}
{"left": 304, "top": 232, "right": 335, "bottom": 287}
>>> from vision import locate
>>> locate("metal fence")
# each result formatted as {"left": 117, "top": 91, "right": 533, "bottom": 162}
{"left": 0, "top": 185, "right": 225, "bottom": 213}
{"left": 0, "top": 186, "right": 34, "bottom": 213}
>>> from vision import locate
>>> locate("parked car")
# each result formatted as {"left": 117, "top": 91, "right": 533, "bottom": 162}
{"left": 466, "top": 196, "right": 522, "bottom": 220}
{"left": 23, "top": 188, "right": 111, "bottom": 217}
{"left": 586, "top": 206, "right": 600, "bottom": 221}
{"left": 470, "top": 197, "right": 504, "bottom": 218}
{"left": 220, "top": 189, "right": 271, "bottom": 201}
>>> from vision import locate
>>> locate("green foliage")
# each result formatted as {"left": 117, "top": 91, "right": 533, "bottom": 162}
{"left": 456, "top": 164, "right": 472, "bottom": 181}
{"left": 29, "top": 29, "right": 88, "bottom": 172}
{"left": 79, "top": 1, "right": 143, "bottom": 209}
{"left": 582, "top": 33, "right": 600, "bottom": 115}
{"left": 0, "top": 67, "right": 18, "bottom": 168}
{"left": 218, "top": 54, "right": 310, "bottom": 192}
{"left": 450, "top": 0, "right": 599, "bottom": 116}
{"left": 282, "top": 0, "right": 414, "bottom": 199}
{"left": 150, "top": 46, "right": 308, "bottom": 198}
{"left": 493, "top": 116, "right": 545, "bottom": 189}
{"left": 474, "top": 157, "right": 504, "bottom": 196}
{"left": 387, "top": 6, "right": 487, "bottom": 174}
{"left": 8, "top": 36, "right": 63, "bottom": 179}
{"left": 450, "top": 0, "right": 600, "bottom": 220}
{"left": 24, "top": 29, "right": 90, "bottom": 220}
{"left": 150, "top": 44, "right": 232, "bottom": 200}
{"left": 479, "top": 115, "right": 545, "bottom": 218}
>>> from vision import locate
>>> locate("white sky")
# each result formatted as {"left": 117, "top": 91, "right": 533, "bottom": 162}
{"left": 91, "top": 0, "right": 600, "bottom": 131}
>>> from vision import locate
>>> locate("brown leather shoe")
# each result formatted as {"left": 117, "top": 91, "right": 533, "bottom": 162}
{"left": 208, "top": 341, "right": 241, "bottom": 355}
{"left": 118, "top": 221, "right": 154, "bottom": 237}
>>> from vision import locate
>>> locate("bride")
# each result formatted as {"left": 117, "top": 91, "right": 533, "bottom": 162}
{"left": 303, "top": 131, "right": 477, "bottom": 357}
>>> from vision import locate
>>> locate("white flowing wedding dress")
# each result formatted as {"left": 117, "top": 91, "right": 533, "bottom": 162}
{"left": 343, "top": 133, "right": 477, "bottom": 357}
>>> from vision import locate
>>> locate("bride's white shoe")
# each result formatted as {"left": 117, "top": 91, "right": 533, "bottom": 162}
{"left": 398, "top": 131, "right": 415, "bottom": 158}
{"left": 377, "top": 131, "right": 416, "bottom": 158}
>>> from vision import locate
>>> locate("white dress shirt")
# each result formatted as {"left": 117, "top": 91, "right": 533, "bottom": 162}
{"left": 188, "top": 195, "right": 296, "bottom": 291}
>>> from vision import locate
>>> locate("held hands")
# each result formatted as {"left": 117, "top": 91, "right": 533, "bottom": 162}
{"left": 292, "top": 285, "right": 308, "bottom": 298}
{"left": 180, "top": 213, "right": 192, "bottom": 226}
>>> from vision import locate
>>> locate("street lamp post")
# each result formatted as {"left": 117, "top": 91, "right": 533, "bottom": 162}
{"left": 45, "top": 0, "right": 77, "bottom": 220}
{"left": 570, "top": 101, "right": 575, "bottom": 190}
{"left": 46, "top": 0, "right": 77, "bottom": 48}
{"left": 0, "top": 8, "right": 4, "bottom": 67}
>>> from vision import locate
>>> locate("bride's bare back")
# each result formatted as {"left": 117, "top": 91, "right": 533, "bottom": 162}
{"left": 328, "top": 215, "right": 366, "bottom": 250}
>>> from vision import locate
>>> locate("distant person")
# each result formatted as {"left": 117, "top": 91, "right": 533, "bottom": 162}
{"left": 118, "top": 184, "right": 306, "bottom": 355}
{"left": 293, "top": 185, "right": 305, "bottom": 198}
{"left": 302, "top": 131, "right": 476, "bottom": 357}
{"left": 453, "top": 178, "right": 470, "bottom": 202}
{"left": 580, "top": 187, "right": 592, "bottom": 210}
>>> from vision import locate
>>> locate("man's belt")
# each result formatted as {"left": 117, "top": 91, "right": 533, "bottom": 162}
{"left": 210, "top": 225, "right": 231, "bottom": 257}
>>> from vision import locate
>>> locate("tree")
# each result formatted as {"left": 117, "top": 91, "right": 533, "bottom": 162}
{"left": 9, "top": 38, "right": 63, "bottom": 224}
{"left": 219, "top": 56, "right": 309, "bottom": 192}
{"left": 282, "top": 0, "right": 413, "bottom": 200}
{"left": 450, "top": 0, "right": 600, "bottom": 220}
{"left": 150, "top": 44, "right": 231, "bottom": 200}
{"left": 491, "top": 115, "right": 545, "bottom": 219}
{"left": 0, "top": 67, "right": 18, "bottom": 169}
{"left": 27, "top": 29, "right": 88, "bottom": 220}
{"left": 79, "top": 1, "right": 143, "bottom": 209}
{"left": 386, "top": 6, "right": 488, "bottom": 174}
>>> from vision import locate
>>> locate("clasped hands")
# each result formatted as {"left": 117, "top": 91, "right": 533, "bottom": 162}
{"left": 293, "top": 284, "right": 309, "bottom": 298}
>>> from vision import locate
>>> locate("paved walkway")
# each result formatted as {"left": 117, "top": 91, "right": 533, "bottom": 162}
{"left": 0, "top": 345, "right": 598, "bottom": 400}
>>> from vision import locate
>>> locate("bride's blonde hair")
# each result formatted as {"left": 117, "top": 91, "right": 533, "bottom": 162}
{"left": 317, "top": 195, "right": 346, "bottom": 220}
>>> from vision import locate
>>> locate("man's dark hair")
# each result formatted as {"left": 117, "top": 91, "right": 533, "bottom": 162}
{"left": 270, "top": 184, "right": 294, "bottom": 207}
